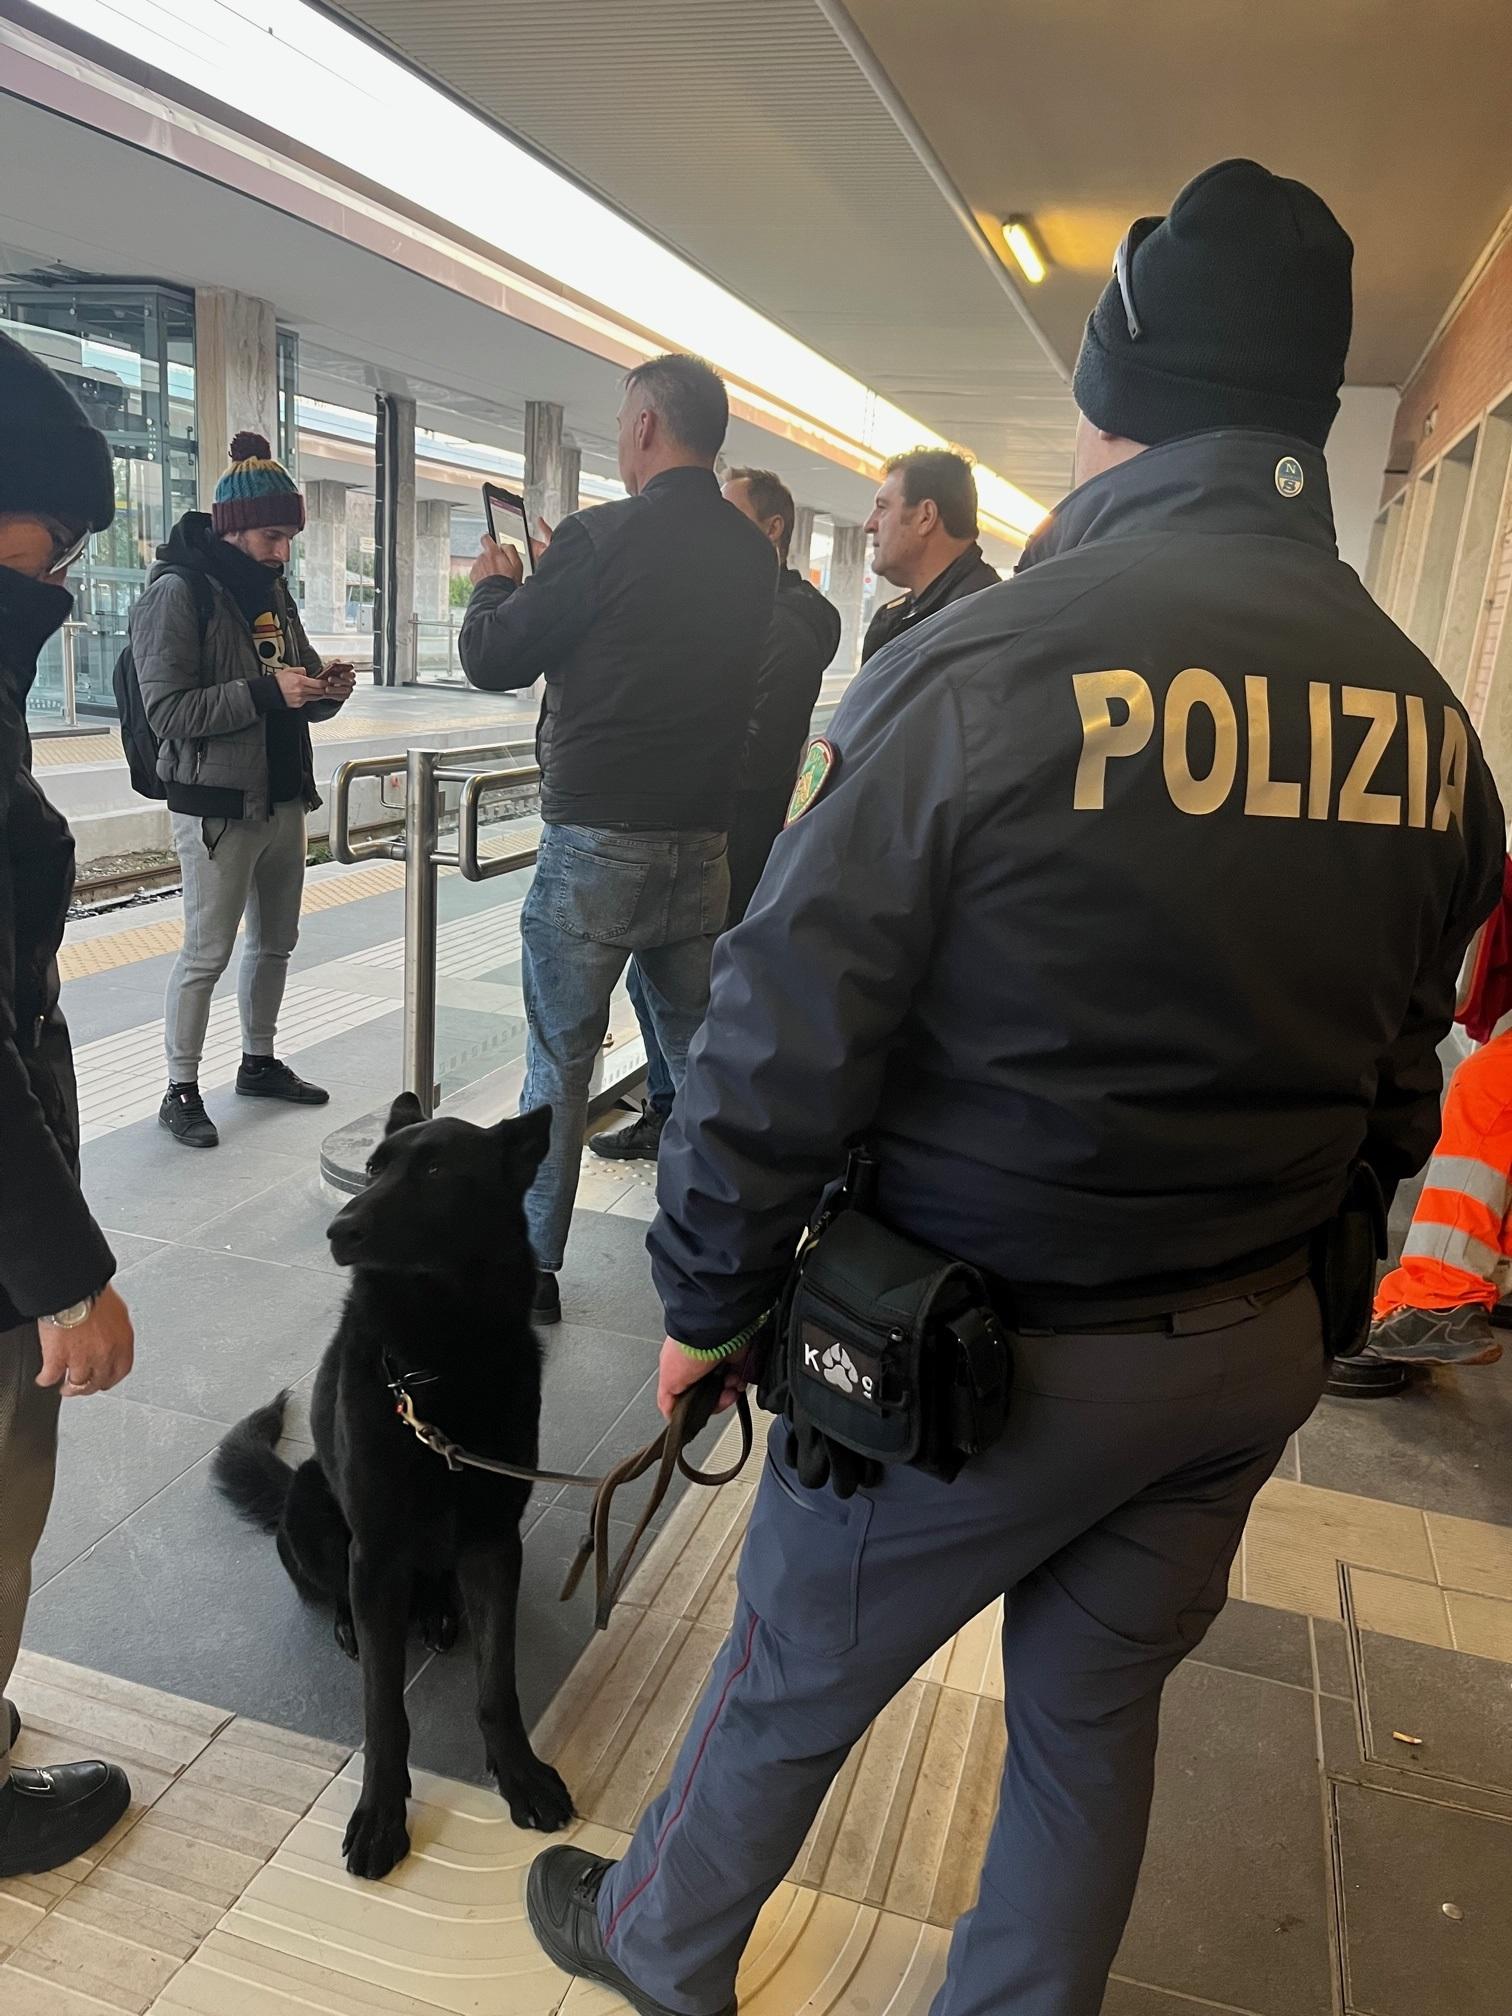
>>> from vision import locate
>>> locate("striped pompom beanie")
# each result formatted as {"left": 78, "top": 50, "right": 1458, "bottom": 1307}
{"left": 211, "top": 431, "right": 305, "bottom": 534}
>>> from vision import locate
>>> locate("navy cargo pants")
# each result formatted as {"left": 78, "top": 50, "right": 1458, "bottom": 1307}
{"left": 596, "top": 1281, "right": 1327, "bottom": 2015}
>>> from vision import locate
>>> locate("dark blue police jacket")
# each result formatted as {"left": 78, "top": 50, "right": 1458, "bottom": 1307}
{"left": 651, "top": 430, "right": 1507, "bottom": 1349}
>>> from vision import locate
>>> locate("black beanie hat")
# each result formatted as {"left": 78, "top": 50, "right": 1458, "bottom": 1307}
{"left": 0, "top": 328, "right": 116, "bottom": 533}
{"left": 1072, "top": 159, "right": 1354, "bottom": 450}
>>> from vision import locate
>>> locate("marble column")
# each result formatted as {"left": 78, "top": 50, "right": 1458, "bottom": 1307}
{"left": 194, "top": 290, "right": 278, "bottom": 502}
{"left": 301, "top": 480, "right": 348, "bottom": 636}
{"left": 561, "top": 439, "right": 582, "bottom": 518}
{"left": 415, "top": 500, "right": 454, "bottom": 623}
{"left": 790, "top": 505, "right": 816, "bottom": 581}
{"left": 829, "top": 522, "right": 868, "bottom": 676}
{"left": 524, "top": 400, "right": 567, "bottom": 530}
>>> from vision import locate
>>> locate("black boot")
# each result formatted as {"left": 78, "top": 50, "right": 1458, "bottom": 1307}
{"left": 0, "top": 1760, "right": 131, "bottom": 1879}
{"left": 526, "top": 1847, "right": 735, "bottom": 2016}
{"left": 236, "top": 1057, "right": 330, "bottom": 1105}
{"left": 160, "top": 1082, "right": 219, "bottom": 1149}
{"left": 590, "top": 1107, "right": 667, "bottom": 1162}
{"left": 533, "top": 1272, "right": 562, "bottom": 1327}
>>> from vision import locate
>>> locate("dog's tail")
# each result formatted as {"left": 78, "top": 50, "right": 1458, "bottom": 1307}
{"left": 213, "top": 1392, "right": 297, "bottom": 1533}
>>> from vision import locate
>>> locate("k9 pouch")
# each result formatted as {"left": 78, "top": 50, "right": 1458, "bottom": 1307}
{"left": 774, "top": 1205, "right": 1010, "bottom": 1483}
{"left": 1310, "top": 1161, "right": 1388, "bottom": 1359}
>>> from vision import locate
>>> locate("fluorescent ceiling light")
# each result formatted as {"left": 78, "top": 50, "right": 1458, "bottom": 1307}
{"left": 29, "top": 0, "right": 1047, "bottom": 538}
{"left": 1002, "top": 219, "right": 1047, "bottom": 286}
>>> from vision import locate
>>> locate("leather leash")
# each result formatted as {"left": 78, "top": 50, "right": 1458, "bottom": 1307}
{"left": 386, "top": 1364, "right": 753, "bottom": 1631}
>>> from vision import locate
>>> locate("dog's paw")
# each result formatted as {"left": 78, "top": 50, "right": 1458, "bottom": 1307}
{"left": 417, "top": 1601, "right": 460, "bottom": 1655}
{"left": 334, "top": 1612, "right": 358, "bottom": 1661}
{"left": 342, "top": 1800, "right": 410, "bottom": 1881}
{"left": 493, "top": 1750, "right": 575, "bottom": 1834}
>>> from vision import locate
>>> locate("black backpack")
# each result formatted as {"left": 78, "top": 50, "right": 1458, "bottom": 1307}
{"left": 113, "top": 566, "right": 215, "bottom": 800}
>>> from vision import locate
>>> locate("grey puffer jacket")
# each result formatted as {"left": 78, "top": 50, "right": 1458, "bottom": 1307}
{"left": 130, "top": 513, "right": 345, "bottom": 822}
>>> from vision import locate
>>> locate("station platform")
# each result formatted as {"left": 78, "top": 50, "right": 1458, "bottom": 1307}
{"left": 4, "top": 854, "right": 1512, "bottom": 2015}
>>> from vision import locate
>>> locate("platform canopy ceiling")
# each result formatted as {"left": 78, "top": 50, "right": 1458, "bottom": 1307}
{"left": 331, "top": 0, "right": 1512, "bottom": 503}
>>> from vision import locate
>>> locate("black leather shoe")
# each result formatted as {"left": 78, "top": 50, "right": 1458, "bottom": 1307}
{"left": 533, "top": 1272, "right": 562, "bottom": 1327}
{"left": 589, "top": 1108, "right": 666, "bottom": 1162}
{"left": 160, "top": 1084, "right": 219, "bottom": 1148}
{"left": 0, "top": 1760, "right": 131, "bottom": 1878}
{"left": 526, "top": 1847, "right": 735, "bottom": 2016}
{"left": 4, "top": 1701, "right": 18, "bottom": 1751}
{"left": 236, "top": 1059, "right": 330, "bottom": 1105}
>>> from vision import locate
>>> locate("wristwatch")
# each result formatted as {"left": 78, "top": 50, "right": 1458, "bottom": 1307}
{"left": 45, "top": 1295, "right": 97, "bottom": 1330}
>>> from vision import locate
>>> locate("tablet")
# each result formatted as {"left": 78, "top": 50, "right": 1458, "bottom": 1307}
{"left": 482, "top": 482, "right": 534, "bottom": 576}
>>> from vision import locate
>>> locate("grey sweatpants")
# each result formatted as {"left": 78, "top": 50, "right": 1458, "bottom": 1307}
{"left": 0, "top": 1325, "right": 61, "bottom": 1773}
{"left": 599, "top": 1280, "right": 1328, "bottom": 2016}
{"left": 164, "top": 803, "right": 306, "bottom": 1082}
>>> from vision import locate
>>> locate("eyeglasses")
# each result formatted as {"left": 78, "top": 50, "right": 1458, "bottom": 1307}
{"left": 43, "top": 518, "right": 93, "bottom": 575}
{"left": 1112, "top": 215, "right": 1161, "bottom": 342}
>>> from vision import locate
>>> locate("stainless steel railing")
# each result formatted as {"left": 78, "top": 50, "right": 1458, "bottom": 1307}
{"left": 328, "top": 742, "right": 540, "bottom": 1113}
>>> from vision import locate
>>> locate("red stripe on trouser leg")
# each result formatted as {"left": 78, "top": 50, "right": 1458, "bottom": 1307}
{"left": 605, "top": 1611, "right": 760, "bottom": 1944}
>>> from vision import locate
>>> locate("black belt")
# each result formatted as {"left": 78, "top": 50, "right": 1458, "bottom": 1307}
{"left": 1007, "top": 1247, "right": 1312, "bottom": 1338}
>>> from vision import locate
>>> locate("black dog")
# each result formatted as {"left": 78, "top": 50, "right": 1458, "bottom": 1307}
{"left": 213, "top": 1093, "right": 574, "bottom": 1880}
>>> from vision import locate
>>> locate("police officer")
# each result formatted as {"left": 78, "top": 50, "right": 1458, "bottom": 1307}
{"left": 860, "top": 446, "right": 998, "bottom": 663}
{"left": 526, "top": 160, "right": 1506, "bottom": 2016}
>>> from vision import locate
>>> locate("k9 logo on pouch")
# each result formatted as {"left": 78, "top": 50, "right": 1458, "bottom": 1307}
{"left": 800, "top": 1322, "right": 883, "bottom": 1411}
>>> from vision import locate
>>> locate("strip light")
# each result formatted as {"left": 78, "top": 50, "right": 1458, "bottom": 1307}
{"left": 1002, "top": 218, "right": 1047, "bottom": 286}
{"left": 30, "top": 0, "right": 1048, "bottom": 539}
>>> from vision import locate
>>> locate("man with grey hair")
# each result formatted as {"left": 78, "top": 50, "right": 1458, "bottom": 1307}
{"left": 461, "top": 353, "right": 775, "bottom": 1319}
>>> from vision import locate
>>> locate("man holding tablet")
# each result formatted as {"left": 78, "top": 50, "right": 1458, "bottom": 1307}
{"left": 461, "top": 353, "right": 774, "bottom": 1322}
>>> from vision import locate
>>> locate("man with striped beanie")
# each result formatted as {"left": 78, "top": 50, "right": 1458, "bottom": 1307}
{"left": 128, "top": 432, "right": 356, "bottom": 1149}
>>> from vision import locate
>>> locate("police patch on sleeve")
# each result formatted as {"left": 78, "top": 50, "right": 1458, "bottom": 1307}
{"left": 786, "top": 737, "right": 835, "bottom": 825}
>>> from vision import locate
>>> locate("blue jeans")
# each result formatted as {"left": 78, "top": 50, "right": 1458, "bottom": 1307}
{"left": 627, "top": 963, "right": 675, "bottom": 1117}
{"left": 519, "top": 824, "right": 728, "bottom": 1272}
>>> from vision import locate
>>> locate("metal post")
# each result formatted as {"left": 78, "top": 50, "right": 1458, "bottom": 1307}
{"left": 59, "top": 621, "right": 83, "bottom": 729}
{"left": 402, "top": 745, "right": 440, "bottom": 1112}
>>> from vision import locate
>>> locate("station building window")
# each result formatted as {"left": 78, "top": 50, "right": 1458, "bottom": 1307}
{"left": 0, "top": 282, "right": 197, "bottom": 725}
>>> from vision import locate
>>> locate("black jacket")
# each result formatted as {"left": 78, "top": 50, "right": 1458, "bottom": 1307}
{"left": 650, "top": 431, "right": 1507, "bottom": 1347}
{"left": 739, "top": 570, "right": 841, "bottom": 793}
{"left": 0, "top": 569, "right": 116, "bottom": 1331}
{"left": 861, "top": 541, "right": 999, "bottom": 664}
{"left": 459, "top": 467, "right": 776, "bottom": 829}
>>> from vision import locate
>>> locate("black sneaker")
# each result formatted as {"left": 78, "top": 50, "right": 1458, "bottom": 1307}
{"left": 1364, "top": 1304, "right": 1503, "bottom": 1367}
{"left": 160, "top": 1083, "right": 219, "bottom": 1149}
{"left": 526, "top": 1847, "right": 735, "bottom": 2016}
{"left": 533, "top": 1272, "right": 562, "bottom": 1327}
{"left": 0, "top": 1760, "right": 132, "bottom": 1878}
{"left": 590, "top": 1108, "right": 667, "bottom": 1162}
{"left": 236, "top": 1058, "right": 329, "bottom": 1105}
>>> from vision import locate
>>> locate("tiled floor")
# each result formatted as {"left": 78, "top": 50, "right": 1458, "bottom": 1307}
{"left": 11, "top": 840, "right": 1511, "bottom": 2014}
{"left": 8, "top": 1415, "right": 1512, "bottom": 2016}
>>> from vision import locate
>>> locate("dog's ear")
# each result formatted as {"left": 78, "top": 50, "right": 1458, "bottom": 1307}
{"left": 385, "top": 1091, "right": 426, "bottom": 1137}
{"left": 495, "top": 1104, "right": 552, "bottom": 1182}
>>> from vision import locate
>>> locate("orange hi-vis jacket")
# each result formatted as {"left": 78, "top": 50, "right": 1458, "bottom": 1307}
{"left": 1374, "top": 1029, "right": 1512, "bottom": 1318}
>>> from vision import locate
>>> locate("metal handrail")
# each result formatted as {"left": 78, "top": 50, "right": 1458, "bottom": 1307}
{"left": 444, "top": 764, "right": 541, "bottom": 881}
{"left": 329, "top": 755, "right": 407, "bottom": 865}
{"left": 328, "top": 741, "right": 541, "bottom": 1112}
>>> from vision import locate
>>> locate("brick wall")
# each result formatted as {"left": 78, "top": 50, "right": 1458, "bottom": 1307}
{"left": 1385, "top": 225, "right": 1512, "bottom": 496}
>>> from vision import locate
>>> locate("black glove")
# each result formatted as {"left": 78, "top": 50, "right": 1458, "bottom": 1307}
{"left": 786, "top": 1419, "right": 881, "bottom": 1501}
